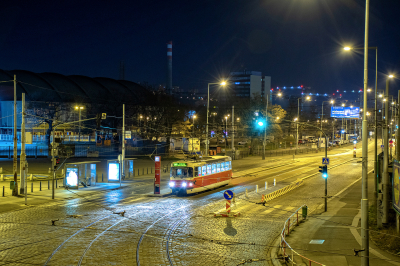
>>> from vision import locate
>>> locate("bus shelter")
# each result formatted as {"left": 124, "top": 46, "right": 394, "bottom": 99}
{"left": 64, "top": 161, "right": 100, "bottom": 189}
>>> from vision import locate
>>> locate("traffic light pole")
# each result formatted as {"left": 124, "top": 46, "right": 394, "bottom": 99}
{"left": 325, "top": 135, "right": 328, "bottom": 212}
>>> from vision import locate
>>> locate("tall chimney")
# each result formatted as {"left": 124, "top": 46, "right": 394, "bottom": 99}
{"left": 167, "top": 41, "right": 172, "bottom": 95}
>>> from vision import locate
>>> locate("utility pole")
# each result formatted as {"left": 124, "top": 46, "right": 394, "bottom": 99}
{"left": 361, "top": 0, "right": 370, "bottom": 264}
{"left": 12, "top": 75, "right": 18, "bottom": 196}
{"left": 51, "top": 129, "right": 56, "bottom": 199}
{"left": 122, "top": 104, "right": 125, "bottom": 185}
{"left": 232, "top": 106, "right": 234, "bottom": 159}
{"left": 263, "top": 96, "right": 268, "bottom": 160}
{"left": 397, "top": 90, "right": 400, "bottom": 162}
{"left": 20, "top": 93, "right": 26, "bottom": 195}
{"left": 383, "top": 78, "right": 390, "bottom": 225}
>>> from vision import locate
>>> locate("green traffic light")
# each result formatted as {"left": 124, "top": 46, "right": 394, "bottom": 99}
{"left": 258, "top": 121, "right": 264, "bottom": 126}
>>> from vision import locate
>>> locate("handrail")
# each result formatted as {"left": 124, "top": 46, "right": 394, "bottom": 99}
{"left": 279, "top": 204, "right": 326, "bottom": 266}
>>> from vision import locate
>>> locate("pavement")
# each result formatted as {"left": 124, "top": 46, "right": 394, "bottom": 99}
{"left": 275, "top": 172, "right": 400, "bottom": 266}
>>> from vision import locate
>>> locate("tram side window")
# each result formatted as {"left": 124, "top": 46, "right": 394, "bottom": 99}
{"left": 229, "top": 161, "right": 232, "bottom": 170}
{"left": 212, "top": 164, "right": 216, "bottom": 173}
{"left": 221, "top": 162, "right": 225, "bottom": 171}
{"left": 207, "top": 164, "right": 211, "bottom": 174}
{"left": 196, "top": 167, "right": 200, "bottom": 177}
{"left": 217, "top": 163, "right": 221, "bottom": 173}
{"left": 202, "top": 166, "right": 206, "bottom": 176}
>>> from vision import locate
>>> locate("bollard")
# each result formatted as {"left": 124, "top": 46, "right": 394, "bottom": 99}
{"left": 274, "top": 179, "right": 276, "bottom": 186}
{"left": 245, "top": 188, "right": 248, "bottom": 198}
{"left": 265, "top": 182, "right": 268, "bottom": 190}
{"left": 2, "top": 186, "right": 4, "bottom": 197}
{"left": 302, "top": 205, "right": 308, "bottom": 219}
{"left": 256, "top": 185, "right": 258, "bottom": 193}
{"left": 31, "top": 183, "right": 33, "bottom": 192}
{"left": 40, "top": 181, "right": 42, "bottom": 191}
{"left": 29, "top": 174, "right": 33, "bottom": 181}
{"left": 48, "top": 180, "right": 50, "bottom": 190}
{"left": 0, "top": 174, "right": 3, "bottom": 182}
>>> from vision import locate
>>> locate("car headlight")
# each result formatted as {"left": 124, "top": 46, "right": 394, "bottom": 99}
{"left": 169, "top": 181, "right": 175, "bottom": 187}
{"left": 182, "top": 182, "right": 187, "bottom": 187}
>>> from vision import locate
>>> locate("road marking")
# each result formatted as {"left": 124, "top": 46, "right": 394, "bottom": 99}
{"left": 261, "top": 205, "right": 282, "bottom": 214}
{"left": 246, "top": 205, "right": 267, "bottom": 214}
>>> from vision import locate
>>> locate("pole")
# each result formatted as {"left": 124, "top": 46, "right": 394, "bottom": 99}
{"left": 263, "top": 96, "right": 268, "bottom": 160}
{"left": 320, "top": 102, "right": 324, "bottom": 148}
{"left": 296, "top": 98, "right": 300, "bottom": 151}
{"left": 397, "top": 91, "right": 400, "bottom": 161}
{"left": 12, "top": 75, "right": 18, "bottom": 196}
{"left": 78, "top": 106, "right": 81, "bottom": 141}
{"left": 325, "top": 136, "right": 328, "bottom": 212}
{"left": 52, "top": 129, "right": 55, "bottom": 199}
{"left": 361, "top": 0, "right": 370, "bottom": 264}
{"left": 122, "top": 104, "right": 125, "bottom": 182}
{"left": 192, "top": 116, "right": 195, "bottom": 154}
{"left": 20, "top": 93, "right": 26, "bottom": 194}
{"left": 206, "top": 83, "right": 210, "bottom": 156}
{"left": 225, "top": 117, "right": 227, "bottom": 150}
{"left": 232, "top": 106, "right": 234, "bottom": 159}
{"left": 383, "top": 78, "right": 390, "bottom": 225}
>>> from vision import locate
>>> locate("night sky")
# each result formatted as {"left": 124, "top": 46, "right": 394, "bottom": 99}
{"left": 1, "top": 0, "right": 400, "bottom": 97}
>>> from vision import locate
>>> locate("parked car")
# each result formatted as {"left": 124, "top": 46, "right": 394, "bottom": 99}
{"left": 298, "top": 139, "right": 307, "bottom": 144}
{"left": 238, "top": 140, "right": 248, "bottom": 145}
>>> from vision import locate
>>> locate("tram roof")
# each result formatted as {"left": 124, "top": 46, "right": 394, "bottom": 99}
{"left": 172, "top": 156, "right": 231, "bottom": 166}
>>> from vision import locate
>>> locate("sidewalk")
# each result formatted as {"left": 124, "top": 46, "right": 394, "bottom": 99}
{"left": 276, "top": 172, "right": 400, "bottom": 266}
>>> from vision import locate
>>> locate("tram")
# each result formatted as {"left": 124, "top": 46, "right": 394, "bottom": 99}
{"left": 169, "top": 156, "right": 232, "bottom": 195}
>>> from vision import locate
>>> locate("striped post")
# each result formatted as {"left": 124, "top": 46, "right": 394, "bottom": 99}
{"left": 226, "top": 200, "right": 231, "bottom": 214}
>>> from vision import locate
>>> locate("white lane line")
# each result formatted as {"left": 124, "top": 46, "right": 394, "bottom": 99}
{"left": 261, "top": 205, "right": 282, "bottom": 214}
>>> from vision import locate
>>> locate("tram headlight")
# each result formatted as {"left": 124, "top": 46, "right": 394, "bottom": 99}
{"left": 169, "top": 181, "right": 175, "bottom": 187}
{"left": 182, "top": 182, "right": 187, "bottom": 187}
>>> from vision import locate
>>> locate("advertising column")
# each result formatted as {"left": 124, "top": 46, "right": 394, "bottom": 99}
{"left": 154, "top": 156, "right": 161, "bottom": 194}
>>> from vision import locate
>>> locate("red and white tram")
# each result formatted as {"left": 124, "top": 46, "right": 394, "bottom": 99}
{"left": 169, "top": 156, "right": 232, "bottom": 195}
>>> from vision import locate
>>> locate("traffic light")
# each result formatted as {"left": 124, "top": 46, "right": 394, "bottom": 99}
{"left": 54, "top": 158, "right": 60, "bottom": 170}
{"left": 319, "top": 165, "right": 328, "bottom": 178}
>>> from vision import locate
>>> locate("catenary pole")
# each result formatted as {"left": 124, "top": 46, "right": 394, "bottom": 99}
{"left": 20, "top": 93, "right": 26, "bottom": 195}
{"left": 232, "top": 105, "right": 234, "bottom": 159}
{"left": 361, "top": 0, "right": 370, "bottom": 264}
{"left": 12, "top": 75, "right": 18, "bottom": 196}
{"left": 263, "top": 95, "right": 268, "bottom": 160}
{"left": 122, "top": 104, "right": 125, "bottom": 184}
{"left": 383, "top": 78, "right": 390, "bottom": 224}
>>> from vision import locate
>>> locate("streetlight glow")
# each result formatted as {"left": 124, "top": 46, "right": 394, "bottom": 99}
{"left": 343, "top": 46, "right": 351, "bottom": 51}
{"left": 330, "top": 100, "right": 334, "bottom": 104}
{"left": 306, "top": 96, "right": 311, "bottom": 100}
{"left": 220, "top": 81, "right": 227, "bottom": 86}
{"left": 389, "top": 75, "right": 394, "bottom": 78}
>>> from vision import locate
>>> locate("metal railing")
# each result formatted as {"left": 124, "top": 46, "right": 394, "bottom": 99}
{"left": 279, "top": 205, "right": 325, "bottom": 266}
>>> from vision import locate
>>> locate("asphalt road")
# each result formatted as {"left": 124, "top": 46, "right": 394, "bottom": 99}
{"left": 0, "top": 141, "right": 375, "bottom": 265}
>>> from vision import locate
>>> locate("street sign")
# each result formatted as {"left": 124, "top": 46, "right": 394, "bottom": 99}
{"left": 224, "top": 190, "right": 234, "bottom": 200}
{"left": 101, "top": 113, "right": 107, "bottom": 119}
{"left": 322, "top": 158, "right": 329, "bottom": 165}
{"left": 381, "top": 145, "right": 384, "bottom": 148}
{"left": 125, "top": 131, "right": 131, "bottom": 139}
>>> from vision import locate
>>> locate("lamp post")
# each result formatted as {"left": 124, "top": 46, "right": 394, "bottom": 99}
{"left": 224, "top": 116, "right": 228, "bottom": 150}
{"left": 344, "top": 45, "right": 378, "bottom": 226}
{"left": 206, "top": 82, "right": 226, "bottom": 156}
{"left": 296, "top": 96, "right": 311, "bottom": 150}
{"left": 320, "top": 100, "right": 334, "bottom": 148}
{"left": 192, "top": 115, "right": 196, "bottom": 154}
{"left": 75, "top": 106, "right": 84, "bottom": 141}
{"left": 263, "top": 91, "right": 282, "bottom": 160}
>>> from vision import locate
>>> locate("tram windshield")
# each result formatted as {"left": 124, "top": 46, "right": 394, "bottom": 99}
{"left": 170, "top": 167, "right": 193, "bottom": 178}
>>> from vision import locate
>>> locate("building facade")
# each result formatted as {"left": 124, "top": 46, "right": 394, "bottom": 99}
{"left": 230, "top": 71, "right": 271, "bottom": 99}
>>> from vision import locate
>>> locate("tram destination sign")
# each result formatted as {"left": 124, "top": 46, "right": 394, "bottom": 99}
{"left": 173, "top": 163, "right": 187, "bottom": 167}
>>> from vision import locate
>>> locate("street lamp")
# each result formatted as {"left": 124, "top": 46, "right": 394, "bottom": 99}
{"left": 320, "top": 100, "right": 334, "bottom": 148}
{"left": 206, "top": 81, "right": 226, "bottom": 156}
{"left": 296, "top": 96, "right": 311, "bottom": 150}
{"left": 224, "top": 116, "right": 228, "bottom": 150}
{"left": 75, "top": 106, "right": 84, "bottom": 141}
{"left": 263, "top": 91, "right": 282, "bottom": 159}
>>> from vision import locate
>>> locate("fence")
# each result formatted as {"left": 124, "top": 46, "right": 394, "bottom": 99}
{"left": 279, "top": 205, "right": 325, "bottom": 266}
{"left": 0, "top": 146, "right": 48, "bottom": 158}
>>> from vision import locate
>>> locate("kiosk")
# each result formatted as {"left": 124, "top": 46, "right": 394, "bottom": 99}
{"left": 64, "top": 161, "right": 99, "bottom": 189}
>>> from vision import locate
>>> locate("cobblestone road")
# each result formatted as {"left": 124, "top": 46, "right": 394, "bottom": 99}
{"left": 0, "top": 142, "right": 373, "bottom": 265}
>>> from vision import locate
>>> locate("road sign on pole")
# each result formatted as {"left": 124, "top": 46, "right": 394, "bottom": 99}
{"left": 215, "top": 190, "right": 240, "bottom": 217}
{"left": 223, "top": 190, "right": 234, "bottom": 200}
{"left": 322, "top": 158, "right": 329, "bottom": 165}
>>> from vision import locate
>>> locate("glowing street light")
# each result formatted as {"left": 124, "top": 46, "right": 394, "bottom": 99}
{"left": 343, "top": 46, "right": 351, "bottom": 51}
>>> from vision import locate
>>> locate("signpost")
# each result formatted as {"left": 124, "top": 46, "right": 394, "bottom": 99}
{"left": 154, "top": 156, "right": 161, "bottom": 194}
{"left": 322, "top": 158, "right": 329, "bottom": 165}
{"left": 214, "top": 190, "right": 240, "bottom": 217}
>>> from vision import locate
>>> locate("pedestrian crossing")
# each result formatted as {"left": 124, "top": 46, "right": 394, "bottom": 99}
{"left": 215, "top": 202, "right": 298, "bottom": 218}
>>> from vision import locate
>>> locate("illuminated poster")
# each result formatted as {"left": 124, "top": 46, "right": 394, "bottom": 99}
{"left": 66, "top": 168, "right": 78, "bottom": 187}
{"left": 331, "top": 106, "right": 360, "bottom": 119}
{"left": 108, "top": 163, "right": 120, "bottom": 181}
{"left": 393, "top": 161, "right": 400, "bottom": 213}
